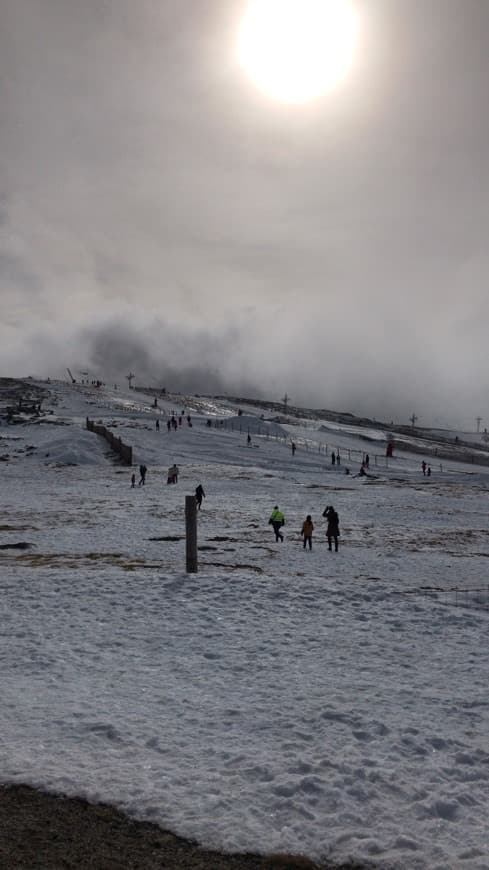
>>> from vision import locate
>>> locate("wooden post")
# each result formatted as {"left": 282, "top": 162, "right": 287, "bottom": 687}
{"left": 185, "top": 495, "right": 198, "bottom": 574}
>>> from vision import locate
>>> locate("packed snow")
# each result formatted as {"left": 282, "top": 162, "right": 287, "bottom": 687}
{"left": 1, "top": 380, "right": 488, "bottom": 869}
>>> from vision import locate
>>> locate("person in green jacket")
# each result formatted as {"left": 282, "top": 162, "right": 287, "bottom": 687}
{"left": 269, "top": 506, "right": 285, "bottom": 542}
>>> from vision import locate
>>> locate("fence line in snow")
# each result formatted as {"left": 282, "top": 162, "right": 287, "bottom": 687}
{"left": 392, "top": 586, "right": 489, "bottom": 613}
{"left": 86, "top": 417, "right": 133, "bottom": 465}
{"left": 214, "top": 419, "right": 442, "bottom": 472}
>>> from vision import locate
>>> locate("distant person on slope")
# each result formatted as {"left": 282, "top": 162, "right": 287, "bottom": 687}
{"left": 291, "top": 442, "right": 296, "bottom": 456}
{"left": 269, "top": 506, "right": 285, "bottom": 542}
{"left": 323, "top": 505, "right": 340, "bottom": 552}
{"left": 301, "top": 515, "right": 314, "bottom": 550}
{"left": 195, "top": 484, "right": 205, "bottom": 509}
{"left": 167, "top": 464, "right": 179, "bottom": 484}
{"left": 131, "top": 472, "right": 136, "bottom": 488}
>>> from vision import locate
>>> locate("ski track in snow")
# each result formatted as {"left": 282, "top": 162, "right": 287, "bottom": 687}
{"left": 1, "top": 380, "right": 489, "bottom": 870}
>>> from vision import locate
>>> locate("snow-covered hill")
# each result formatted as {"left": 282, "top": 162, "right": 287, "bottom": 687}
{"left": 1, "top": 379, "right": 488, "bottom": 869}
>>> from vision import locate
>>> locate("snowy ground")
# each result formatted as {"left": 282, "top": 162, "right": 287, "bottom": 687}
{"left": 1, "top": 380, "right": 488, "bottom": 869}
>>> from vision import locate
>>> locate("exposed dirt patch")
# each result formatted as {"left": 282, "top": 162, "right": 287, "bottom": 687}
{"left": 305, "top": 485, "right": 356, "bottom": 491}
{"left": 204, "top": 562, "right": 264, "bottom": 573}
{"left": 0, "top": 784, "right": 366, "bottom": 870}
{"left": 0, "top": 552, "right": 164, "bottom": 571}
{"left": 0, "top": 542, "right": 33, "bottom": 550}
{"left": 0, "top": 524, "right": 37, "bottom": 531}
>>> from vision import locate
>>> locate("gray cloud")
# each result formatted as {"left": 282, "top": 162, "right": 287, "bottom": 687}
{"left": 2, "top": 0, "right": 489, "bottom": 428}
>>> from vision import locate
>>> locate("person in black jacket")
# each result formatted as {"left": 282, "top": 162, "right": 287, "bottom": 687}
{"left": 195, "top": 484, "right": 205, "bottom": 510}
{"left": 323, "top": 505, "right": 340, "bottom": 552}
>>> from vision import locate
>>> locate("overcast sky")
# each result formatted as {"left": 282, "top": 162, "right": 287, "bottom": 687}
{"left": 2, "top": 0, "right": 489, "bottom": 427}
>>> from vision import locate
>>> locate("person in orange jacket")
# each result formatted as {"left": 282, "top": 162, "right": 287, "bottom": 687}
{"left": 301, "top": 515, "right": 314, "bottom": 550}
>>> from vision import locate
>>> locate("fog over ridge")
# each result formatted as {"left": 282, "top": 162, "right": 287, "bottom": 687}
{"left": 2, "top": 0, "right": 489, "bottom": 429}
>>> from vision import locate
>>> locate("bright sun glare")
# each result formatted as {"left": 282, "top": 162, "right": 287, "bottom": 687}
{"left": 238, "top": 0, "right": 358, "bottom": 103}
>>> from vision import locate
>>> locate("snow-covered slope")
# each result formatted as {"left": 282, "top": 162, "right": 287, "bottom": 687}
{"left": 1, "top": 380, "right": 488, "bottom": 869}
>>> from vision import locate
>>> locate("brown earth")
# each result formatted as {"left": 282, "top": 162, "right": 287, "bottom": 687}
{"left": 0, "top": 784, "right": 371, "bottom": 870}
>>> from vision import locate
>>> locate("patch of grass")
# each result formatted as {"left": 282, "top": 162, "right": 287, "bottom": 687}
{"left": 0, "top": 524, "right": 37, "bottom": 531}
{"left": 204, "top": 561, "right": 263, "bottom": 573}
{"left": 305, "top": 484, "right": 356, "bottom": 491}
{"left": 265, "top": 855, "right": 321, "bottom": 869}
{"left": 2, "top": 552, "right": 165, "bottom": 571}
{"left": 86, "top": 552, "right": 123, "bottom": 560}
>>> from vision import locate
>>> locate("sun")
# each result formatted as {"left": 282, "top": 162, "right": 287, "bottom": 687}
{"left": 238, "top": 0, "right": 358, "bottom": 103}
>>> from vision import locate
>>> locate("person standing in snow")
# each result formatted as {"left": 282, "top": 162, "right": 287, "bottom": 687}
{"left": 323, "top": 505, "right": 340, "bottom": 552}
{"left": 167, "top": 463, "right": 179, "bottom": 484}
{"left": 139, "top": 464, "right": 147, "bottom": 486}
{"left": 331, "top": 451, "right": 336, "bottom": 466}
{"left": 291, "top": 441, "right": 296, "bottom": 456}
{"left": 301, "top": 515, "right": 314, "bottom": 550}
{"left": 195, "top": 484, "right": 205, "bottom": 509}
{"left": 269, "top": 506, "right": 285, "bottom": 542}
{"left": 131, "top": 473, "right": 136, "bottom": 488}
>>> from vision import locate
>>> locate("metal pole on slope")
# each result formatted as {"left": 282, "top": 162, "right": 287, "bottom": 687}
{"left": 185, "top": 495, "right": 198, "bottom": 573}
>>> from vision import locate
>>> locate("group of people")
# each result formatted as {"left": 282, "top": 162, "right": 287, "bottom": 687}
{"left": 130, "top": 464, "right": 147, "bottom": 486}
{"left": 269, "top": 505, "right": 340, "bottom": 551}
{"left": 130, "top": 466, "right": 206, "bottom": 509}
{"left": 164, "top": 414, "right": 192, "bottom": 432}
